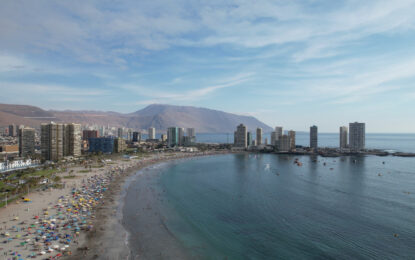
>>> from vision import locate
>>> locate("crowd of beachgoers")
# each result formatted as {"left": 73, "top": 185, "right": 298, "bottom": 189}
{"left": 0, "top": 151, "right": 226, "bottom": 259}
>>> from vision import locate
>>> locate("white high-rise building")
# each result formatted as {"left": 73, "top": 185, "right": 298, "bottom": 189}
{"left": 340, "top": 126, "right": 348, "bottom": 149}
{"left": 349, "top": 122, "right": 365, "bottom": 150}
{"left": 234, "top": 124, "right": 247, "bottom": 148}
{"left": 148, "top": 127, "right": 156, "bottom": 140}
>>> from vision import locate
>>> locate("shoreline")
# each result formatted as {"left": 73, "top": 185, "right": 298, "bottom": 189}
{"left": 0, "top": 150, "right": 227, "bottom": 259}
{"left": 65, "top": 151, "right": 228, "bottom": 260}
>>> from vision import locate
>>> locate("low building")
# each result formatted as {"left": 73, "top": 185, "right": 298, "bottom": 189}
{"left": 83, "top": 130, "right": 99, "bottom": 140}
{"left": 0, "top": 145, "right": 19, "bottom": 154}
{"left": 114, "top": 138, "right": 127, "bottom": 153}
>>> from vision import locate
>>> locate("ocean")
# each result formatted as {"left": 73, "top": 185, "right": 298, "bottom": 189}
{"left": 122, "top": 152, "right": 415, "bottom": 259}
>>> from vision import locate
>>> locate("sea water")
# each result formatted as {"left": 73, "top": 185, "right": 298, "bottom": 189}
{"left": 123, "top": 153, "right": 415, "bottom": 259}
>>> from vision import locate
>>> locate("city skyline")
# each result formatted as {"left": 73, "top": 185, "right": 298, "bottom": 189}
{"left": 1, "top": 1, "right": 415, "bottom": 132}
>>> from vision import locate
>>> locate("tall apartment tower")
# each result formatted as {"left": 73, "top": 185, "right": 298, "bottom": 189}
{"left": 271, "top": 126, "right": 283, "bottom": 146}
{"left": 117, "top": 128, "right": 124, "bottom": 138}
{"left": 234, "top": 124, "right": 247, "bottom": 148}
{"left": 148, "top": 127, "right": 156, "bottom": 139}
{"left": 65, "top": 123, "right": 82, "bottom": 157}
{"left": 256, "top": 128, "right": 263, "bottom": 146}
{"left": 41, "top": 123, "right": 64, "bottom": 161}
{"left": 178, "top": 127, "right": 185, "bottom": 146}
{"left": 167, "top": 127, "right": 179, "bottom": 147}
{"left": 132, "top": 132, "right": 141, "bottom": 142}
{"left": 8, "top": 124, "right": 16, "bottom": 137}
{"left": 186, "top": 128, "right": 196, "bottom": 144}
{"left": 339, "top": 126, "right": 348, "bottom": 149}
{"left": 275, "top": 127, "right": 283, "bottom": 138}
{"left": 41, "top": 122, "right": 82, "bottom": 161}
{"left": 277, "top": 135, "right": 291, "bottom": 151}
{"left": 310, "top": 125, "right": 318, "bottom": 150}
{"left": 349, "top": 122, "right": 365, "bottom": 151}
{"left": 288, "top": 130, "right": 296, "bottom": 150}
{"left": 186, "top": 128, "right": 195, "bottom": 138}
{"left": 19, "top": 127, "right": 35, "bottom": 158}
{"left": 247, "top": 132, "right": 252, "bottom": 147}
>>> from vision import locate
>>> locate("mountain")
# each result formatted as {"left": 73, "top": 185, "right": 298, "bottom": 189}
{"left": 0, "top": 103, "right": 272, "bottom": 133}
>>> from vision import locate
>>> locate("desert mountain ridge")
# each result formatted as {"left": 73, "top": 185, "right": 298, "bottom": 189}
{"left": 0, "top": 103, "right": 272, "bottom": 133}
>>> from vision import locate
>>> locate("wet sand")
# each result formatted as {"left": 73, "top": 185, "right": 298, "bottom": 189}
{"left": 122, "top": 165, "right": 192, "bottom": 260}
{"left": 66, "top": 151, "right": 228, "bottom": 260}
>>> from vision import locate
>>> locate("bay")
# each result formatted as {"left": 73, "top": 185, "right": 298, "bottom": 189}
{"left": 124, "top": 153, "right": 415, "bottom": 259}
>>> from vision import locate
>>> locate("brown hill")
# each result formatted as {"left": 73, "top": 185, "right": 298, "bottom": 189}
{"left": 0, "top": 103, "right": 272, "bottom": 133}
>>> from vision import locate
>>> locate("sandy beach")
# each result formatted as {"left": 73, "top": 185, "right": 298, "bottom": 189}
{"left": 0, "top": 151, "right": 226, "bottom": 260}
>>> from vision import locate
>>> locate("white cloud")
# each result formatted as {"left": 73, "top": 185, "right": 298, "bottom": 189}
{"left": 2, "top": 0, "right": 415, "bottom": 65}
{"left": 119, "top": 72, "right": 253, "bottom": 104}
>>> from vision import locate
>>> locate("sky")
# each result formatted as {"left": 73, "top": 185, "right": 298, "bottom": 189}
{"left": 1, "top": 0, "right": 415, "bottom": 133}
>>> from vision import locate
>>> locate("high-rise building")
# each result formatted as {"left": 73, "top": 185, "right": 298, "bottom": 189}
{"left": 186, "top": 128, "right": 195, "bottom": 138}
{"left": 99, "top": 126, "right": 105, "bottom": 136}
{"left": 148, "top": 127, "right": 156, "bottom": 140}
{"left": 256, "top": 128, "right": 262, "bottom": 146}
{"left": 247, "top": 132, "right": 252, "bottom": 147}
{"left": 264, "top": 138, "right": 268, "bottom": 145}
{"left": 339, "top": 126, "right": 348, "bottom": 149}
{"left": 277, "top": 135, "right": 291, "bottom": 151}
{"left": 65, "top": 124, "right": 82, "bottom": 157}
{"left": 178, "top": 127, "right": 185, "bottom": 146}
{"left": 310, "top": 125, "right": 318, "bottom": 150}
{"left": 271, "top": 126, "right": 283, "bottom": 146}
{"left": 8, "top": 124, "right": 16, "bottom": 137}
{"left": 132, "top": 132, "right": 141, "bottom": 142}
{"left": 41, "top": 122, "right": 82, "bottom": 161}
{"left": 234, "top": 124, "right": 247, "bottom": 148}
{"left": 19, "top": 127, "right": 35, "bottom": 158}
{"left": 288, "top": 130, "right": 296, "bottom": 150}
{"left": 127, "top": 129, "right": 133, "bottom": 141}
{"left": 117, "top": 128, "right": 124, "bottom": 138}
{"left": 349, "top": 122, "right": 365, "bottom": 150}
{"left": 185, "top": 128, "right": 196, "bottom": 146}
{"left": 270, "top": 132, "right": 278, "bottom": 146}
{"left": 167, "top": 127, "right": 179, "bottom": 147}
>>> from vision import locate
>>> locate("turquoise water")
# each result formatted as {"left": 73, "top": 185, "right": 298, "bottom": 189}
{"left": 144, "top": 154, "right": 415, "bottom": 259}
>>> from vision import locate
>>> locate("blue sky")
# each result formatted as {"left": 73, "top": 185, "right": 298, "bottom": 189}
{"left": 1, "top": 0, "right": 415, "bottom": 132}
